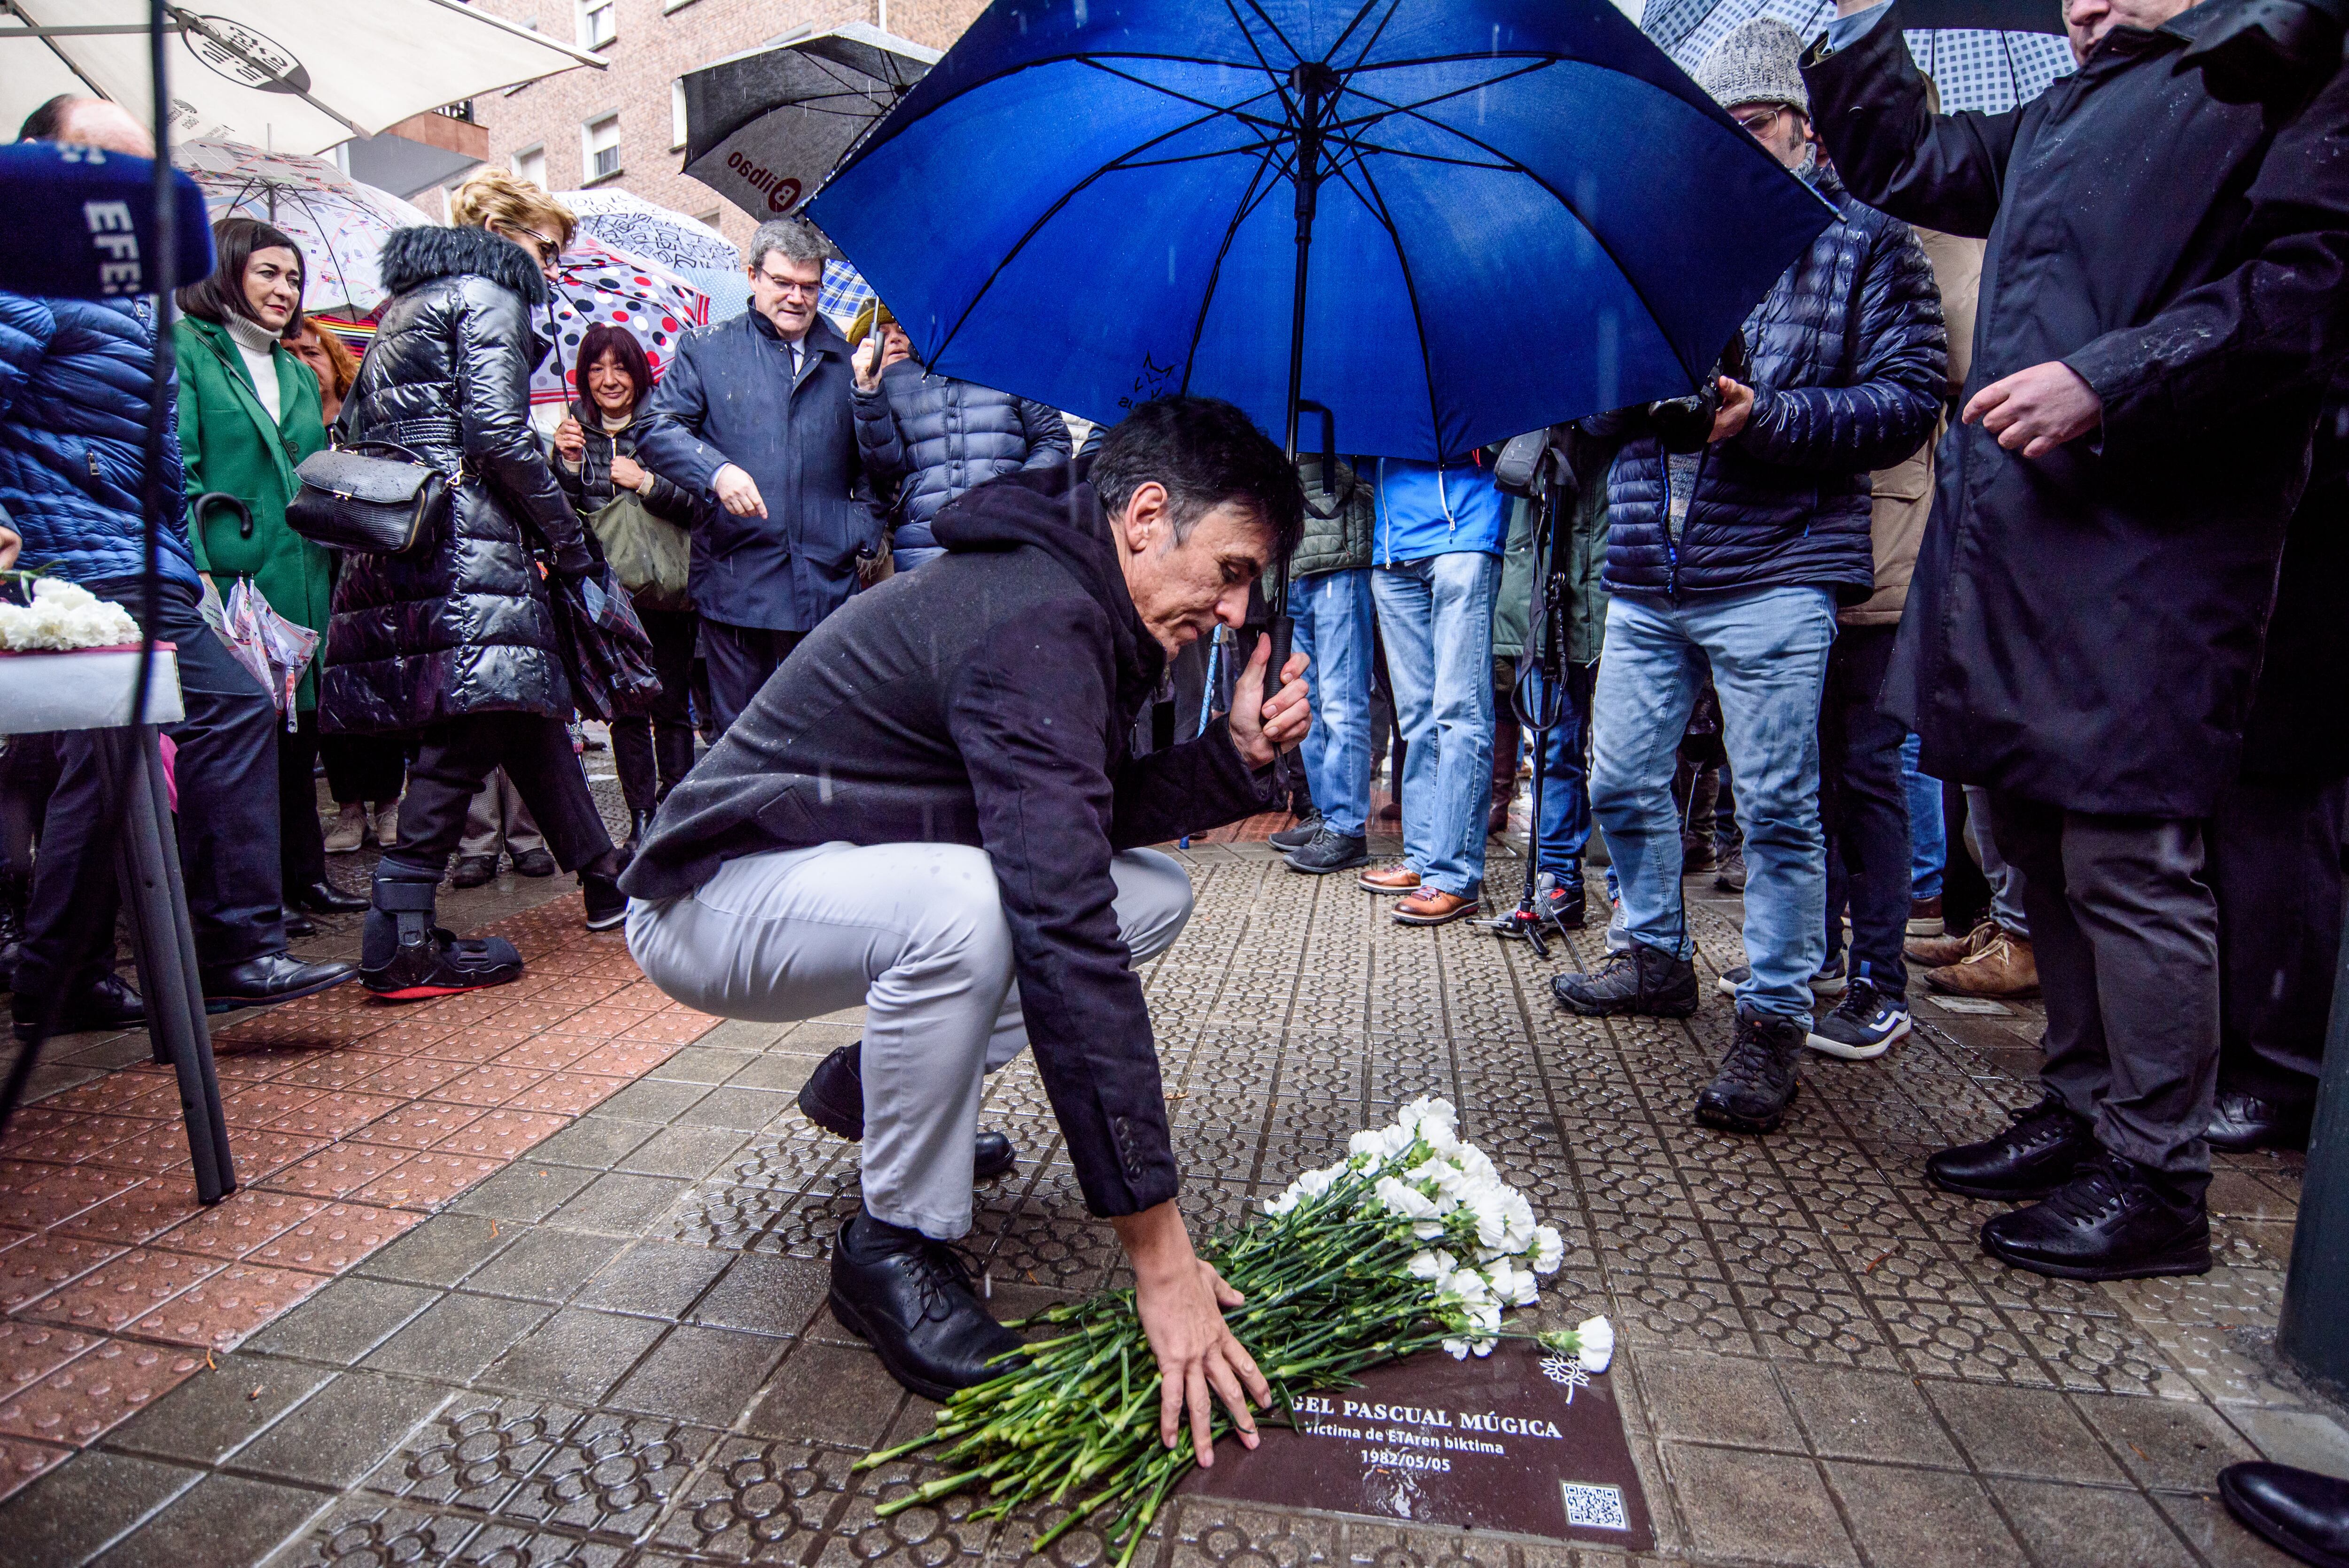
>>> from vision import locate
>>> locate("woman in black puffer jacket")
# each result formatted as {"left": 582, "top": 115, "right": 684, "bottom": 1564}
{"left": 849, "top": 308, "right": 1071, "bottom": 571}
{"left": 326, "top": 170, "right": 628, "bottom": 998}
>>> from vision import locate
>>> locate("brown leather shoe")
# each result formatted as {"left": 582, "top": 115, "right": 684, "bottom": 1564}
{"left": 1927, "top": 928, "right": 2040, "bottom": 999}
{"left": 1908, "top": 916, "right": 1994, "bottom": 969}
{"left": 1394, "top": 887, "right": 1478, "bottom": 925}
{"left": 1359, "top": 865, "right": 1422, "bottom": 894}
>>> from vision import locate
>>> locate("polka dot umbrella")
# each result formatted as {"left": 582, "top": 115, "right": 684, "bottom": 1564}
{"left": 530, "top": 232, "right": 713, "bottom": 411}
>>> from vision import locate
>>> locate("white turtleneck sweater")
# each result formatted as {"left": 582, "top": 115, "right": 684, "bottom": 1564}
{"left": 223, "top": 311, "right": 281, "bottom": 419}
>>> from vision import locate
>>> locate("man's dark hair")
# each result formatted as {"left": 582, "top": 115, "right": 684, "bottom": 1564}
{"left": 575, "top": 321, "right": 657, "bottom": 413}
{"left": 1091, "top": 396, "right": 1303, "bottom": 559}
{"left": 17, "top": 94, "right": 74, "bottom": 142}
{"left": 177, "top": 217, "right": 306, "bottom": 332}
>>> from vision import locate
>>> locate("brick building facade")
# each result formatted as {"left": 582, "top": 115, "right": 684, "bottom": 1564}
{"left": 426, "top": 0, "right": 985, "bottom": 251}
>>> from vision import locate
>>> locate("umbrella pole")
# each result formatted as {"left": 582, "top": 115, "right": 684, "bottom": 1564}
{"left": 1268, "top": 62, "right": 1336, "bottom": 708}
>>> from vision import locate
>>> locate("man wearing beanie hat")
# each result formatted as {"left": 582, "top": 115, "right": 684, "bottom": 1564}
{"left": 1556, "top": 16, "right": 1946, "bottom": 1137}
{"left": 1800, "top": 0, "right": 2349, "bottom": 1286}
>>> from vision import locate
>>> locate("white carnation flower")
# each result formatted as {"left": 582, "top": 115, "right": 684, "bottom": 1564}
{"left": 0, "top": 578, "right": 140, "bottom": 652}
{"left": 1530, "top": 1225, "right": 1565, "bottom": 1275}
{"left": 1406, "top": 1248, "right": 1457, "bottom": 1281}
{"left": 1576, "top": 1315, "right": 1616, "bottom": 1374}
{"left": 1444, "top": 1337, "right": 1471, "bottom": 1359}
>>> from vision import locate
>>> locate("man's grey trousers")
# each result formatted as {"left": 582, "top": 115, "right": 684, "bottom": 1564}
{"left": 626, "top": 843, "right": 1194, "bottom": 1240}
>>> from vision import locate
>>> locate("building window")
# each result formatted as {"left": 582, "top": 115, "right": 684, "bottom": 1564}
{"left": 513, "top": 144, "right": 546, "bottom": 188}
{"left": 578, "top": 0, "right": 615, "bottom": 48}
{"left": 671, "top": 80, "right": 689, "bottom": 150}
{"left": 583, "top": 114, "right": 621, "bottom": 181}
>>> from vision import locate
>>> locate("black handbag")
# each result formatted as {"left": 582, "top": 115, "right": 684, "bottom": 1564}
{"left": 286, "top": 441, "right": 452, "bottom": 554}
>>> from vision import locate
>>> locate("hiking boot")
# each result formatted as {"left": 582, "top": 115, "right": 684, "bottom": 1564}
{"left": 324, "top": 801, "right": 368, "bottom": 853}
{"left": 1926, "top": 1091, "right": 2097, "bottom": 1200}
{"left": 1694, "top": 1009, "right": 1805, "bottom": 1133}
{"left": 449, "top": 854, "right": 498, "bottom": 889}
{"left": 797, "top": 1043, "right": 1018, "bottom": 1181}
{"left": 362, "top": 861, "right": 525, "bottom": 1000}
{"left": 1680, "top": 832, "right": 1717, "bottom": 873}
{"left": 1805, "top": 977, "right": 1912, "bottom": 1061}
{"left": 1927, "top": 927, "right": 2039, "bottom": 999}
{"left": 1394, "top": 887, "right": 1478, "bottom": 926}
{"left": 830, "top": 1211, "right": 1027, "bottom": 1400}
{"left": 1715, "top": 959, "right": 1848, "bottom": 997}
{"left": 1269, "top": 810, "right": 1323, "bottom": 852}
{"left": 1712, "top": 845, "right": 1747, "bottom": 893}
{"left": 1552, "top": 942, "right": 1699, "bottom": 1018}
{"left": 1979, "top": 1153, "right": 2211, "bottom": 1281}
{"left": 1907, "top": 894, "right": 1945, "bottom": 937}
{"left": 1359, "top": 865, "right": 1421, "bottom": 895}
{"left": 1286, "top": 826, "right": 1369, "bottom": 875}
{"left": 1908, "top": 916, "right": 1994, "bottom": 968}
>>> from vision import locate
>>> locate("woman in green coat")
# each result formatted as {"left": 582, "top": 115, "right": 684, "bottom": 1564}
{"left": 175, "top": 217, "right": 367, "bottom": 928}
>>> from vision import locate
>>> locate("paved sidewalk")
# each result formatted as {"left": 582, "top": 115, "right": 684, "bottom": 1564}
{"left": 0, "top": 825, "right": 2340, "bottom": 1567}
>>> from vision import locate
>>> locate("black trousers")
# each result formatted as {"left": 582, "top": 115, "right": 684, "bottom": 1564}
{"left": 702, "top": 618, "right": 808, "bottom": 736}
{"left": 319, "top": 730, "right": 407, "bottom": 806}
{"left": 388, "top": 712, "right": 611, "bottom": 879}
{"left": 278, "top": 711, "right": 328, "bottom": 895}
{"left": 2208, "top": 775, "right": 2349, "bottom": 1108}
{"left": 1, "top": 731, "right": 62, "bottom": 893}
{"left": 1820, "top": 625, "right": 1910, "bottom": 996}
{"left": 1990, "top": 793, "right": 2219, "bottom": 1180}
{"left": 17, "top": 578, "right": 283, "bottom": 993}
{"left": 612, "top": 606, "right": 698, "bottom": 812}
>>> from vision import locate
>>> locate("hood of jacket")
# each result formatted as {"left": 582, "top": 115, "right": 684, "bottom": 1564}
{"left": 931, "top": 466, "right": 1166, "bottom": 714}
{"left": 378, "top": 225, "right": 550, "bottom": 307}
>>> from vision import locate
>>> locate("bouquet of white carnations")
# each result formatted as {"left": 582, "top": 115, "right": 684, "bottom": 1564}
{"left": 0, "top": 576, "right": 140, "bottom": 652}
{"left": 860, "top": 1096, "right": 1612, "bottom": 1568}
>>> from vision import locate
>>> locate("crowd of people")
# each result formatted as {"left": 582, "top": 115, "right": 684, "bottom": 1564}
{"left": 3, "top": 0, "right": 2349, "bottom": 1541}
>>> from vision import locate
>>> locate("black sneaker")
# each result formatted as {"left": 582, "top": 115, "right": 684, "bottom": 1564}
{"left": 1713, "top": 845, "right": 1747, "bottom": 893}
{"left": 1926, "top": 1091, "right": 2098, "bottom": 1201}
{"left": 582, "top": 870, "right": 629, "bottom": 931}
{"left": 830, "top": 1211, "right": 1028, "bottom": 1399}
{"left": 1551, "top": 942, "right": 1699, "bottom": 1018}
{"left": 1694, "top": 1009, "right": 1804, "bottom": 1133}
{"left": 1805, "top": 978, "right": 1911, "bottom": 1061}
{"left": 1269, "top": 811, "right": 1323, "bottom": 852}
{"left": 1979, "top": 1153, "right": 2211, "bottom": 1281}
{"left": 1715, "top": 959, "right": 1849, "bottom": 998}
{"left": 1286, "top": 825, "right": 1369, "bottom": 874}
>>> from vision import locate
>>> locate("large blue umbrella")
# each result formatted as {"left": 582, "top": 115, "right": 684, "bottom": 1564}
{"left": 808, "top": 0, "right": 1835, "bottom": 466}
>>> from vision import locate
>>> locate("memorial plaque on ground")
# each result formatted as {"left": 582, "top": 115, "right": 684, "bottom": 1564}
{"left": 1182, "top": 1338, "right": 1653, "bottom": 1548}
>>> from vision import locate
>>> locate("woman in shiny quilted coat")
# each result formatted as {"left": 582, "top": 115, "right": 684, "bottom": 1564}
{"left": 325, "top": 171, "right": 627, "bottom": 998}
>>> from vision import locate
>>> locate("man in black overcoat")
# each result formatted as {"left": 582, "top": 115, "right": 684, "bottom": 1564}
{"left": 1800, "top": 0, "right": 2349, "bottom": 1279}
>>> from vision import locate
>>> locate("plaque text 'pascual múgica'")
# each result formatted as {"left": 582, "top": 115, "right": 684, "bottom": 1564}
{"left": 1288, "top": 1395, "right": 1570, "bottom": 1455}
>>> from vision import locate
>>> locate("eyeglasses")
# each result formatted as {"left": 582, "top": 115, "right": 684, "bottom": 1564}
{"left": 501, "top": 225, "right": 561, "bottom": 264}
{"left": 1732, "top": 106, "right": 1787, "bottom": 137}
{"left": 755, "top": 272, "right": 822, "bottom": 299}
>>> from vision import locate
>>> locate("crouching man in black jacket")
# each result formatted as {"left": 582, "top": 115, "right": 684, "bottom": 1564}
{"left": 620, "top": 396, "right": 1307, "bottom": 1456}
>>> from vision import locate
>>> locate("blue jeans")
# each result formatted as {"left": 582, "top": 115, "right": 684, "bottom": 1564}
{"left": 893, "top": 544, "right": 946, "bottom": 573}
{"left": 1372, "top": 551, "right": 1500, "bottom": 896}
{"left": 1291, "top": 568, "right": 1376, "bottom": 837}
{"left": 1901, "top": 732, "right": 1945, "bottom": 900}
{"left": 1526, "top": 661, "right": 1596, "bottom": 884}
{"left": 1588, "top": 587, "right": 1836, "bottom": 1026}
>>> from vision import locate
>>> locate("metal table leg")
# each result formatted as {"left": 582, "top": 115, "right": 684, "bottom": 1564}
{"left": 94, "top": 723, "right": 235, "bottom": 1204}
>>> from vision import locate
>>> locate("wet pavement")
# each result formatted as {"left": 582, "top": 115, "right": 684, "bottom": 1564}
{"left": 0, "top": 801, "right": 2340, "bottom": 1567}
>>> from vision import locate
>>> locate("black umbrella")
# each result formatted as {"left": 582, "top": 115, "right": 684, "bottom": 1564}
{"left": 680, "top": 21, "right": 941, "bottom": 222}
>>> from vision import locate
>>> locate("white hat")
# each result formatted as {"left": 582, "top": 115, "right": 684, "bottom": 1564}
{"left": 1696, "top": 18, "right": 1811, "bottom": 116}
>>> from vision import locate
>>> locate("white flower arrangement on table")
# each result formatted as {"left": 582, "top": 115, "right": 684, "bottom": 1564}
{"left": 0, "top": 577, "right": 140, "bottom": 652}
{"left": 861, "top": 1096, "right": 1614, "bottom": 1568}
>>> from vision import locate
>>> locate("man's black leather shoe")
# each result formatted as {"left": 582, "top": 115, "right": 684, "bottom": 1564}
{"left": 582, "top": 870, "right": 629, "bottom": 932}
{"left": 11, "top": 973, "right": 144, "bottom": 1042}
{"left": 798, "top": 1042, "right": 1019, "bottom": 1181}
{"left": 295, "top": 879, "right": 370, "bottom": 914}
{"left": 1980, "top": 1153, "right": 2211, "bottom": 1281}
{"left": 1694, "top": 1009, "right": 1804, "bottom": 1134}
{"left": 449, "top": 854, "right": 498, "bottom": 889}
{"left": 1552, "top": 941, "right": 1697, "bottom": 1018}
{"left": 830, "top": 1211, "right": 1027, "bottom": 1399}
{"left": 2220, "top": 1462, "right": 2349, "bottom": 1568}
{"left": 201, "top": 952, "right": 358, "bottom": 1010}
{"left": 1927, "top": 1091, "right": 2100, "bottom": 1200}
{"left": 2207, "top": 1090, "right": 2314, "bottom": 1153}
{"left": 281, "top": 905, "right": 316, "bottom": 939}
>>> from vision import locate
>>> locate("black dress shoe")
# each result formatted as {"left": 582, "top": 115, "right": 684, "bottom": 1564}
{"left": 1926, "top": 1091, "right": 2099, "bottom": 1201}
{"left": 511, "top": 847, "right": 558, "bottom": 878}
{"left": 799, "top": 1042, "right": 1019, "bottom": 1180}
{"left": 1552, "top": 941, "right": 1698, "bottom": 1018}
{"left": 295, "top": 878, "right": 370, "bottom": 914}
{"left": 2220, "top": 1462, "right": 2349, "bottom": 1568}
{"left": 623, "top": 807, "right": 654, "bottom": 858}
{"left": 281, "top": 904, "right": 316, "bottom": 939}
{"left": 2207, "top": 1089, "right": 2314, "bottom": 1153}
{"left": 11, "top": 972, "right": 143, "bottom": 1042}
{"left": 1694, "top": 1009, "right": 1804, "bottom": 1134}
{"left": 449, "top": 854, "right": 499, "bottom": 889}
{"left": 200, "top": 952, "right": 358, "bottom": 1010}
{"left": 830, "top": 1211, "right": 1027, "bottom": 1399}
{"left": 1980, "top": 1153, "right": 2211, "bottom": 1281}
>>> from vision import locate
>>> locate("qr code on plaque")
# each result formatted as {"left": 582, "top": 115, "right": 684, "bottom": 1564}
{"left": 1561, "top": 1482, "right": 1630, "bottom": 1531}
